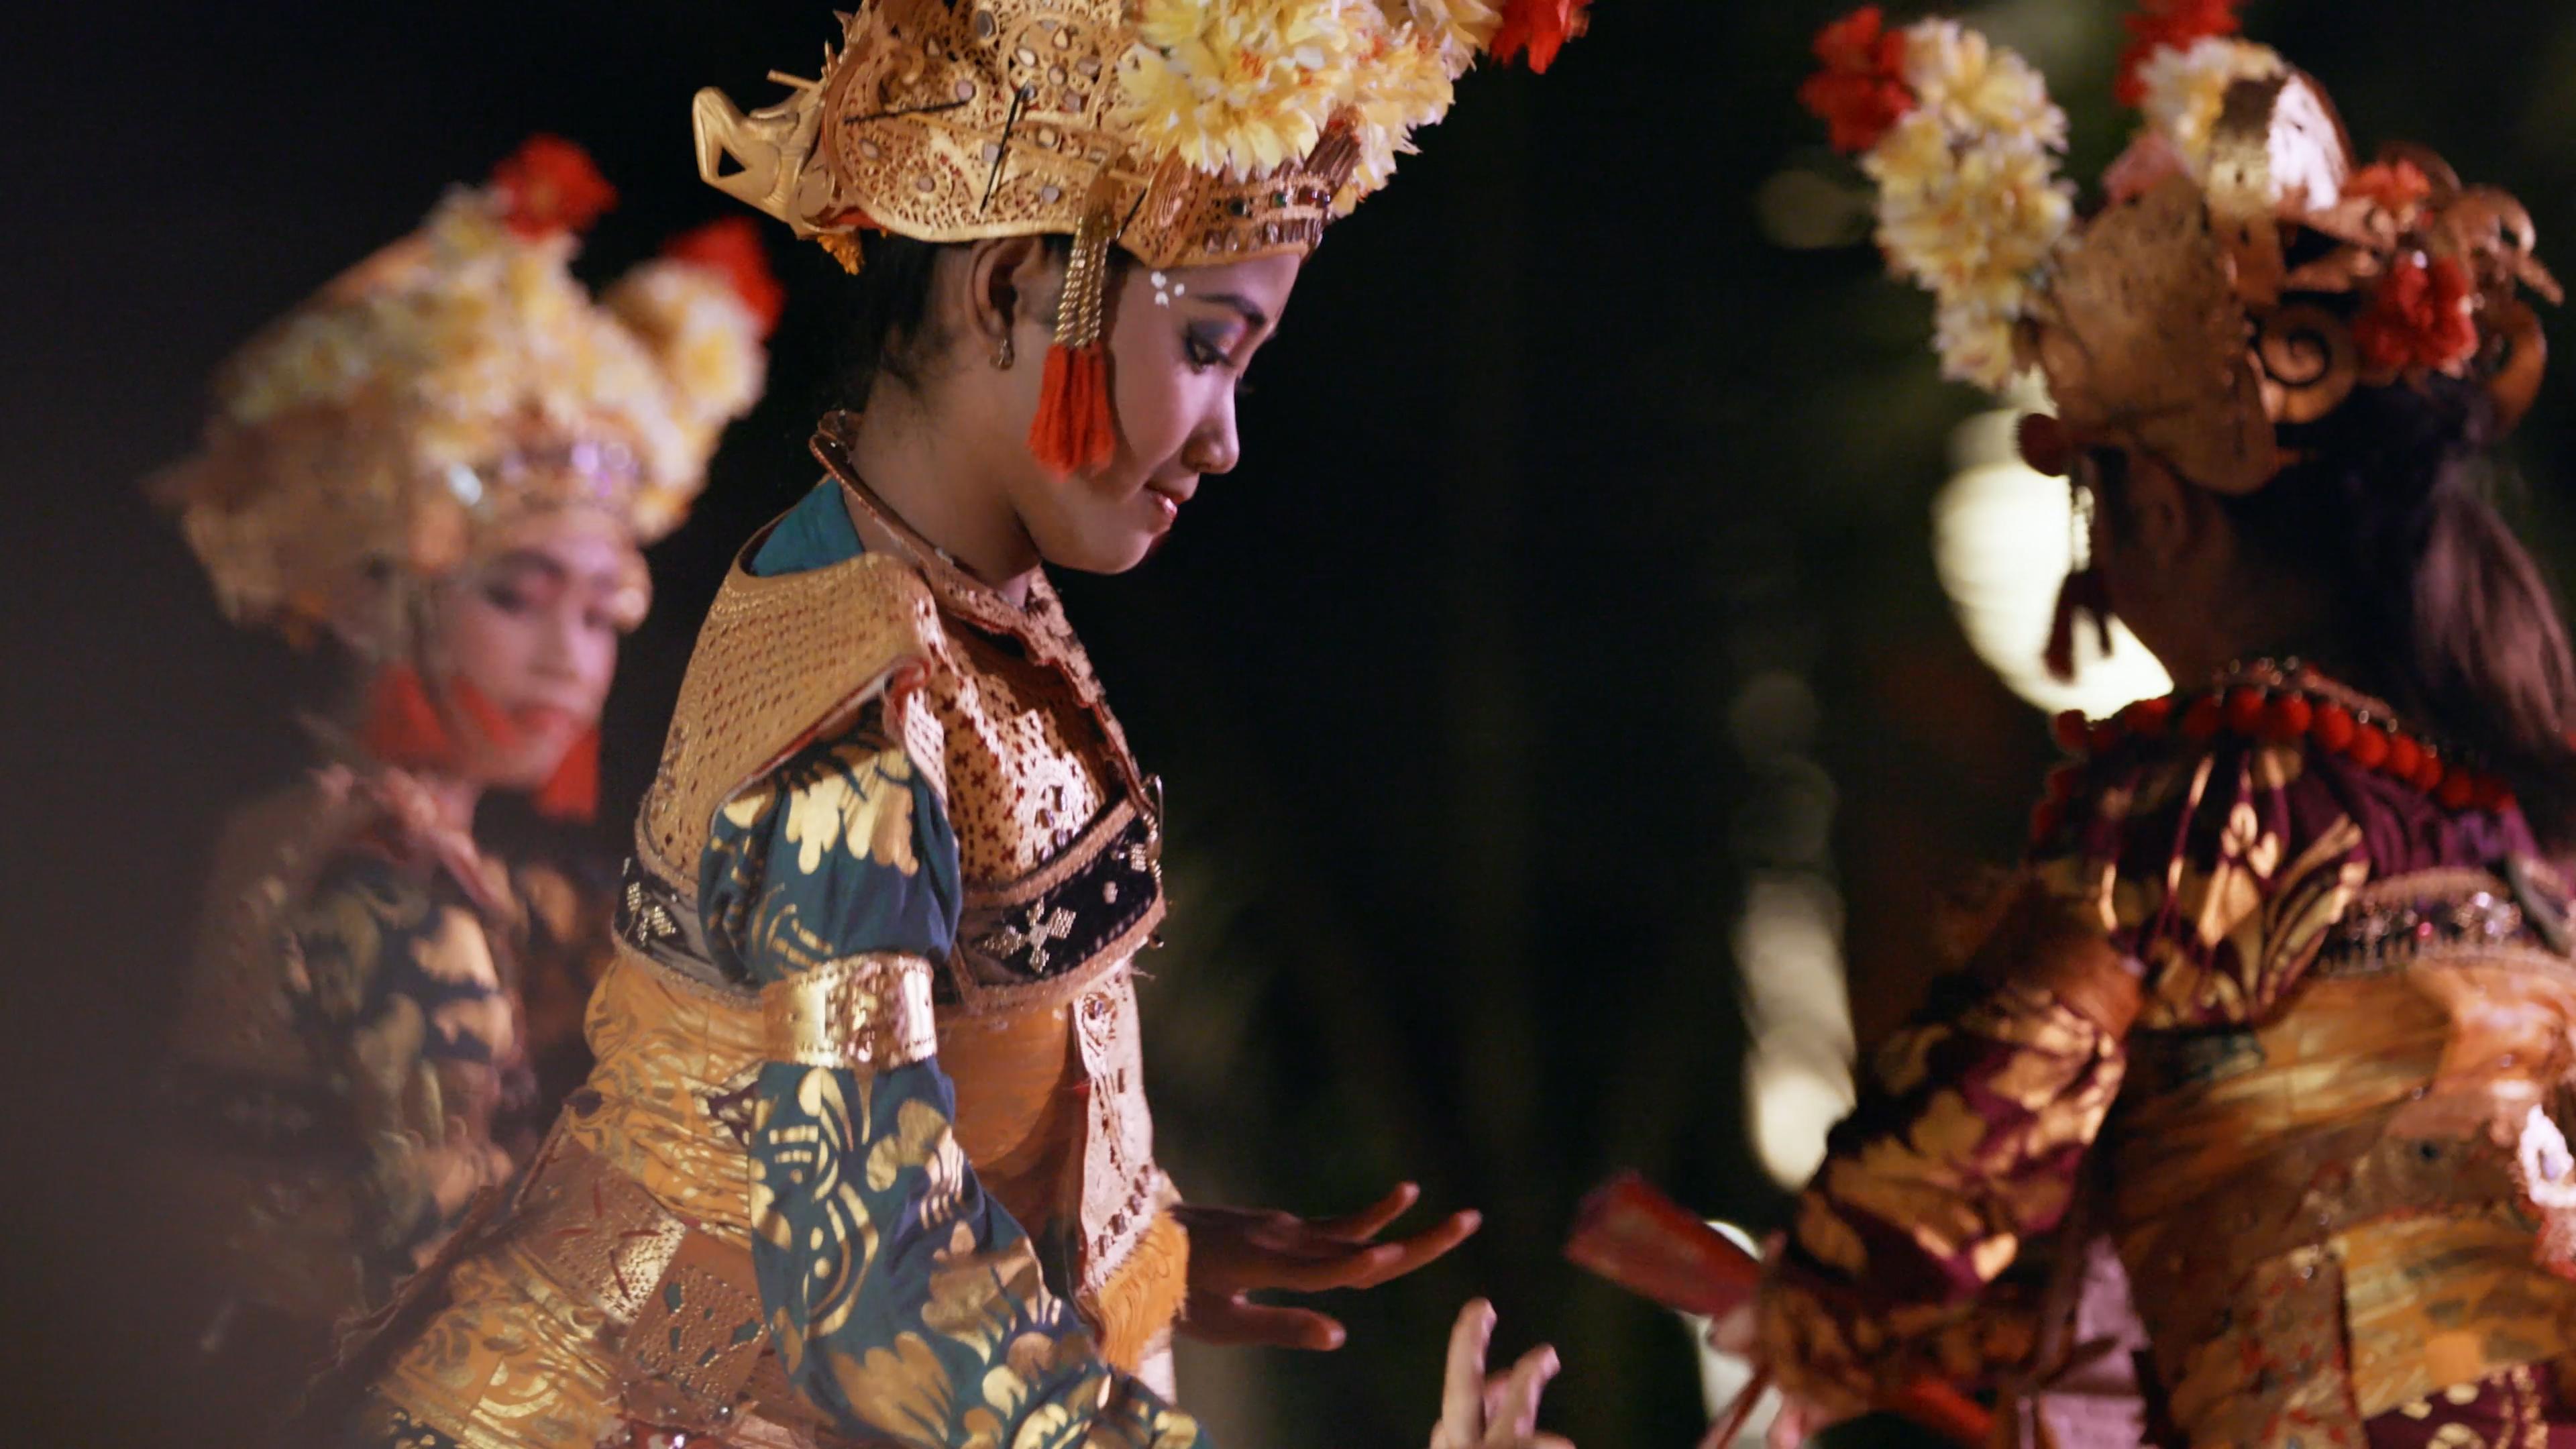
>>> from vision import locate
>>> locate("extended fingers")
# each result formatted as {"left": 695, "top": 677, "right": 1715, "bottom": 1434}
{"left": 1351, "top": 1209, "right": 1483, "bottom": 1289}
{"left": 1187, "top": 1293, "right": 1347, "bottom": 1351}
{"left": 1489, "top": 1343, "right": 1560, "bottom": 1442}
{"left": 1439, "top": 1298, "right": 1498, "bottom": 1441}
{"left": 1318, "top": 1181, "right": 1421, "bottom": 1240}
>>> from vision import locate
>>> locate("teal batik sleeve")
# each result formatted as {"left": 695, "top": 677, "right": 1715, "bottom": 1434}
{"left": 702, "top": 721, "right": 1206, "bottom": 1449}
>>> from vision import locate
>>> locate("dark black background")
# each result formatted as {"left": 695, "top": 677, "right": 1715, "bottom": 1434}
{"left": 9, "top": 3, "right": 2576, "bottom": 1445}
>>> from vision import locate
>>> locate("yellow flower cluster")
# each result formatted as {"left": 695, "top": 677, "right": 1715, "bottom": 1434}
{"left": 1391, "top": 0, "right": 1502, "bottom": 76}
{"left": 1114, "top": 0, "right": 1495, "bottom": 197}
{"left": 215, "top": 178, "right": 767, "bottom": 546}
{"left": 1118, "top": 0, "right": 1363, "bottom": 180}
{"left": 1336, "top": 9, "right": 1460, "bottom": 211}
{"left": 2135, "top": 36, "right": 2285, "bottom": 181}
{"left": 1861, "top": 20, "right": 2072, "bottom": 391}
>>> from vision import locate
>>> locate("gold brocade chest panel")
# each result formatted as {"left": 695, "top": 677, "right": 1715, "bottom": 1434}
{"left": 2106, "top": 867, "right": 2576, "bottom": 1444}
{"left": 929, "top": 627, "right": 1110, "bottom": 881}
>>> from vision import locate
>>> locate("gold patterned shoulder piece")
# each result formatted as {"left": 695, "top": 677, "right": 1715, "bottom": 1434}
{"left": 759, "top": 952, "right": 940, "bottom": 1071}
{"left": 813, "top": 415, "right": 1156, "bottom": 815}
{"left": 637, "top": 527, "right": 947, "bottom": 886}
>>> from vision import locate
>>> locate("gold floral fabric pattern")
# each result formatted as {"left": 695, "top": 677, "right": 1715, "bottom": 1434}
{"left": 751, "top": 1062, "right": 1201, "bottom": 1448}
{"left": 706, "top": 719, "right": 1202, "bottom": 1447}
{"left": 1757, "top": 721, "right": 2501, "bottom": 1421}
{"left": 176, "top": 843, "right": 526, "bottom": 1318}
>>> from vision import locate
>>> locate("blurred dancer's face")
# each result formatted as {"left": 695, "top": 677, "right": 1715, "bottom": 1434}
{"left": 429, "top": 516, "right": 640, "bottom": 788}
{"left": 2080, "top": 439, "right": 2220, "bottom": 674}
{"left": 985, "top": 250, "right": 1301, "bottom": 574}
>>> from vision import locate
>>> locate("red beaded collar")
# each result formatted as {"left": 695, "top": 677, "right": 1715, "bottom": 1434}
{"left": 2034, "top": 661, "right": 2514, "bottom": 843}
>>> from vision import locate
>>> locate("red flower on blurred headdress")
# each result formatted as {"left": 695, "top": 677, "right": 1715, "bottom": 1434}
{"left": 2114, "top": 0, "right": 2242, "bottom": 107}
{"left": 1799, "top": 7, "right": 1913, "bottom": 155}
{"left": 664, "top": 217, "right": 785, "bottom": 338}
{"left": 2345, "top": 159, "right": 2435, "bottom": 219}
{"left": 2353, "top": 254, "right": 2479, "bottom": 373}
{"left": 1491, "top": 0, "right": 1591, "bottom": 74}
{"left": 491, "top": 134, "right": 617, "bottom": 239}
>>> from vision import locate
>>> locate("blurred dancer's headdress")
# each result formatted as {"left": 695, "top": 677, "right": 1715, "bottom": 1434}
{"left": 1799, "top": 1, "right": 2557, "bottom": 494}
{"left": 694, "top": 0, "right": 1589, "bottom": 471}
{"left": 157, "top": 137, "right": 779, "bottom": 641}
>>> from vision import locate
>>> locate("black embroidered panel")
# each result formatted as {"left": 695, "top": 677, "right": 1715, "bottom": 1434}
{"left": 614, "top": 856, "right": 723, "bottom": 981}
{"left": 956, "top": 805, "right": 1162, "bottom": 986}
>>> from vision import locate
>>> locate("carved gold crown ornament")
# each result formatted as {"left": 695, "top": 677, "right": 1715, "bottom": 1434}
{"left": 694, "top": 0, "right": 1589, "bottom": 472}
{"left": 1799, "top": 3, "right": 2558, "bottom": 495}
{"left": 154, "top": 139, "right": 779, "bottom": 643}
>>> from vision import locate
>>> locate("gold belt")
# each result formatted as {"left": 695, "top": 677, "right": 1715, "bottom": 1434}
{"left": 502, "top": 1133, "right": 839, "bottom": 1441}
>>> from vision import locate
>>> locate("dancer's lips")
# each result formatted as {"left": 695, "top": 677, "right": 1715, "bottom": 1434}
{"left": 1143, "top": 477, "right": 1196, "bottom": 529}
{"left": 512, "top": 704, "right": 586, "bottom": 737}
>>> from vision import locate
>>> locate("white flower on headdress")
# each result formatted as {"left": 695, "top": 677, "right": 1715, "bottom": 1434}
{"left": 2136, "top": 36, "right": 2286, "bottom": 178}
{"left": 1386, "top": 0, "right": 1500, "bottom": 76}
{"left": 1900, "top": 20, "right": 2066, "bottom": 154}
{"left": 1335, "top": 10, "right": 1458, "bottom": 212}
{"left": 1860, "top": 110, "right": 1954, "bottom": 199}
{"left": 1931, "top": 298, "right": 2024, "bottom": 391}
{"left": 1116, "top": 0, "right": 1362, "bottom": 180}
{"left": 608, "top": 262, "right": 767, "bottom": 436}
{"left": 1876, "top": 133, "right": 2072, "bottom": 314}
{"left": 1841, "top": 21, "right": 2072, "bottom": 396}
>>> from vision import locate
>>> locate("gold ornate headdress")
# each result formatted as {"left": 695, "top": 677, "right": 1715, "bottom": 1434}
{"left": 156, "top": 138, "right": 779, "bottom": 639}
{"left": 1799, "top": 2, "right": 2558, "bottom": 493}
{"left": 694, "top": 0, "right": 1589, "bottom": 471}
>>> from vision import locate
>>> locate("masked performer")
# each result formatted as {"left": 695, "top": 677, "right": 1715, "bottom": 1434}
{"left": 345, "top": 3, "right": 1590, "bottom": 1448}
{"left": 155, "top": 137, "right": 775, "bottom": 1435}
{"left": 1762, "top": 5, "right": 2576, "bottom": 1446}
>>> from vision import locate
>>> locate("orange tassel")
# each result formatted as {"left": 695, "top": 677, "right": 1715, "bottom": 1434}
{"left": 1085, "top": 1211, "right": 1189, "bottom": 1373}
{"left": 1028, "top": 341, "right": 1117, "bottom": 475}
{"left": 361, "top": 663, "right": 459, "bottom": 769}
{"left": 531, "top": 727, "right": 600, "bottom": 822}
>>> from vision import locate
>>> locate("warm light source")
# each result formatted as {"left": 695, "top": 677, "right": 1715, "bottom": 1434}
{"left": 1737, "top": 873, "right": 1855, "bottom": 1187}
{"left": 1933, "top": 395, "right": 2171, "bottom": 716}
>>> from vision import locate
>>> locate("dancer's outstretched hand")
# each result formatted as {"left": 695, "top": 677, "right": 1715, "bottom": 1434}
{"left": 1430, "top": 1299, "right": 1572, "bottom": 1449}
{"left": 1175, "top": 1183, "right": 1480, "bottom": 1351}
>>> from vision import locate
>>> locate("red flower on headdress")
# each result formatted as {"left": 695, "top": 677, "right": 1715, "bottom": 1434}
{"left": 491, "top": 134, "right": 617, "bottom": 239}
{"left": 2345, "top": 159, "right": 2434, "bottom": 219}
{"left": 1491, "top": 0, "right": 1591, "bottom": 74}
{"left": 2352, "top": 254, "right": 2479, "bottom": 373}
{"left": 1799, "top": 7, "right": 1913, "bottom": 155}
{"left": 664, "top": 217, "right": 785, "bottom": 338}
{"left": 2114, "top": 0, "right": 2243, "bottom": 107}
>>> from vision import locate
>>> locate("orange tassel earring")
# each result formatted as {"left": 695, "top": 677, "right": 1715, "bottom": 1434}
{"left": 360, "top": 663, "right": 459, "bottom": 769}
{"left": 531, "top": 727, "right": 600, "bottom": 822}
{"left": 1026, "top": 184, "right": 1121, "bottom": 474}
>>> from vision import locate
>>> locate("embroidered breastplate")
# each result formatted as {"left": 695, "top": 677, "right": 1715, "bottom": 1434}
{"left": 611, "top": 456, "right": 1173, "bottom": 1316}
{"left": 2109, "top": 863, "right": 2576, "bottom": 1443}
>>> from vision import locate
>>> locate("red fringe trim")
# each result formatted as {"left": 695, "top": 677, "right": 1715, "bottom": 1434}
{"left": 1028, "top": 342, "right": 1117, "bottom": 475}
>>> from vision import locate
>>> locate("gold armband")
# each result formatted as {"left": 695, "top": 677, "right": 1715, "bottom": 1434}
{"left": 759, "top": 953, "right": 939, "bottom": 1071}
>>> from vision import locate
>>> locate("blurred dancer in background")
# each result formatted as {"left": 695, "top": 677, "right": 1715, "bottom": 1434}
{"left": 153, "top": 136, "right": 775, "bottom": 1442}
{"left": 1759, "top": 5, "right": 2576, "bottom": 1446}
